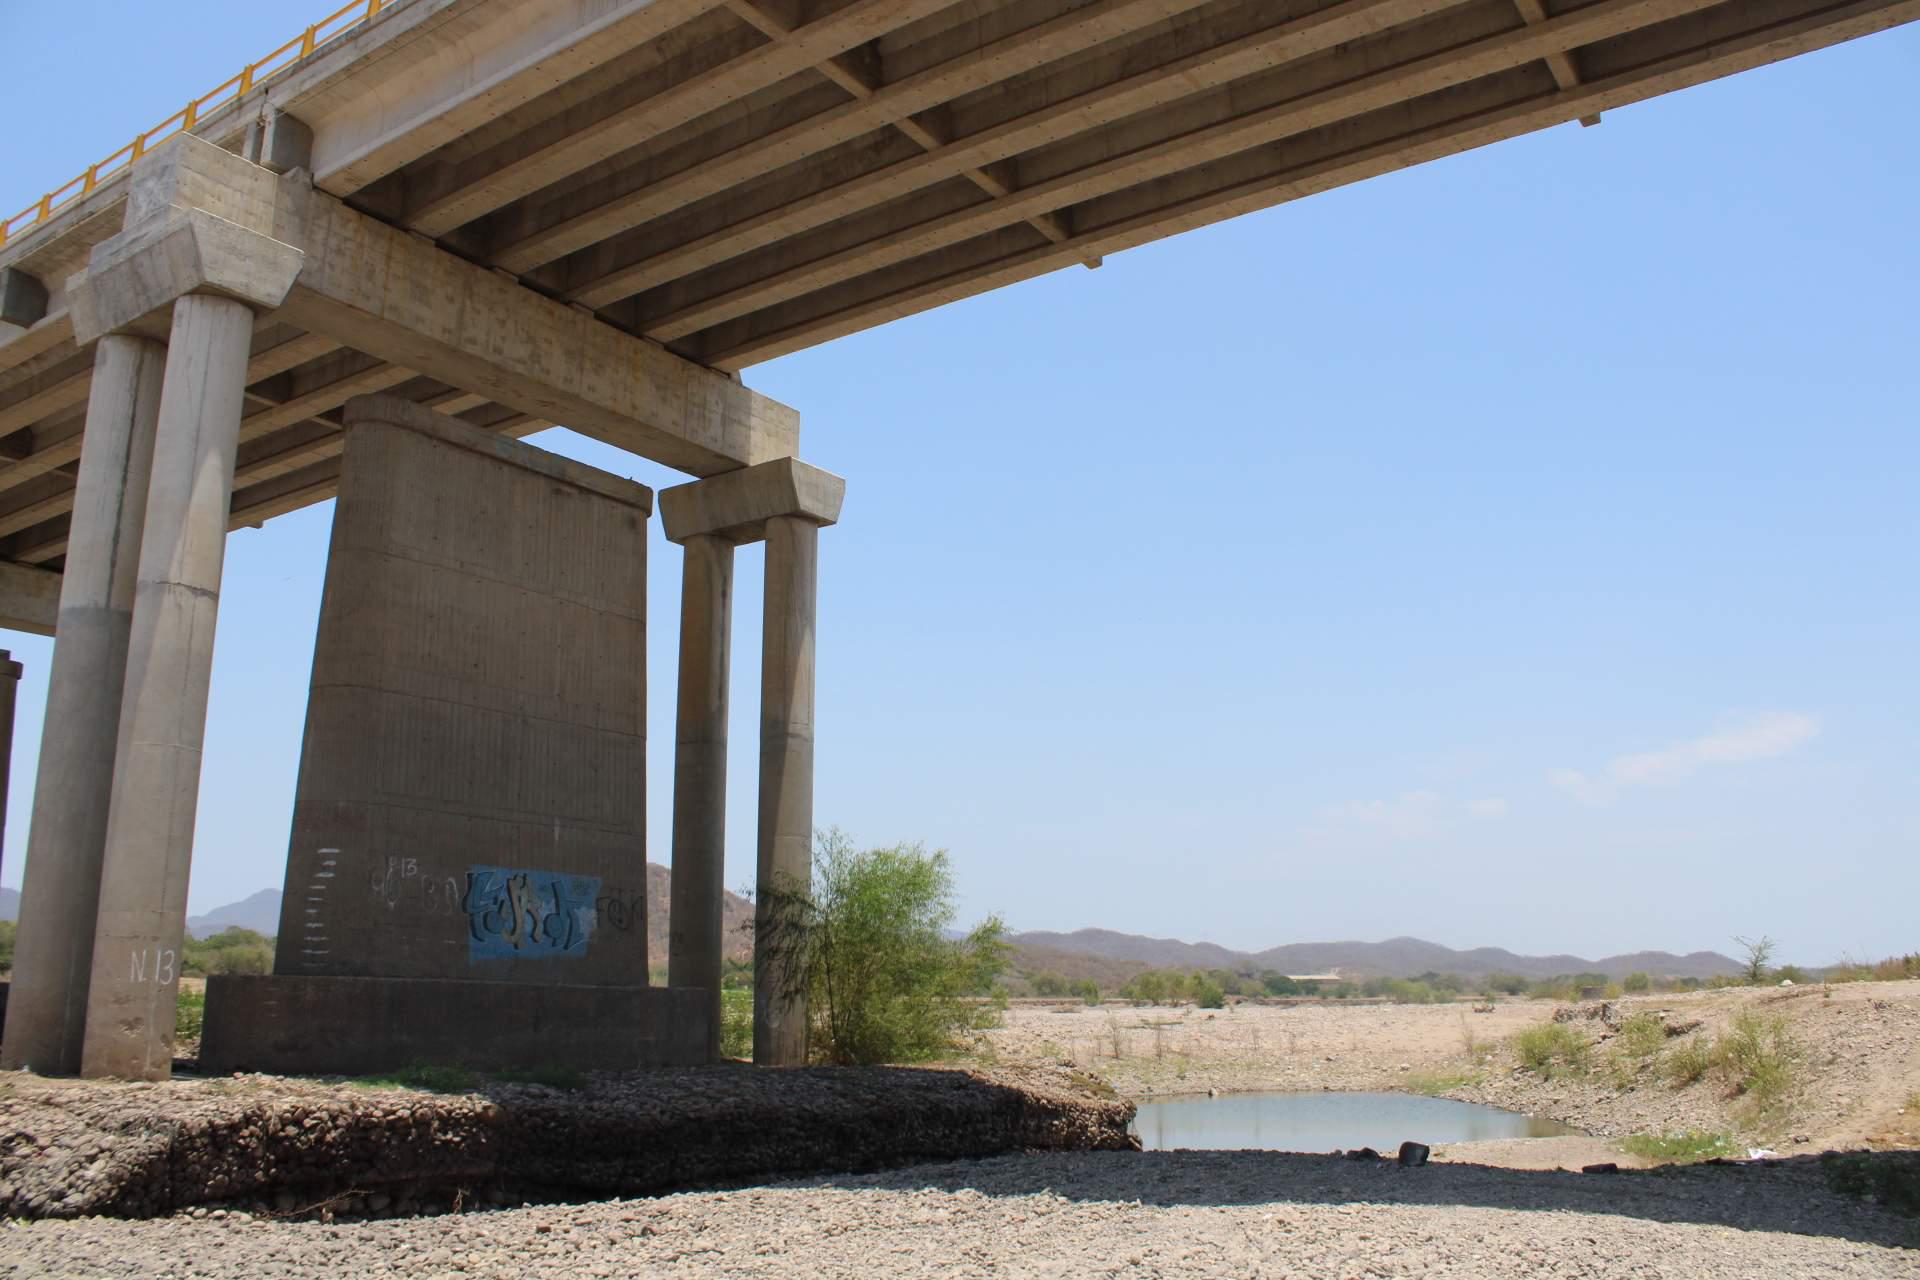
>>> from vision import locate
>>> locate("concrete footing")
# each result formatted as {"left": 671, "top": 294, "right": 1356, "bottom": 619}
{"left": 200, "top": 976, "right": 708, "bottom": 1075}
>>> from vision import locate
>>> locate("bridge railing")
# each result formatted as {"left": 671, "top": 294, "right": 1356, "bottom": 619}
{"left": 0, "top": 0, "right": 388, "bottom": 253}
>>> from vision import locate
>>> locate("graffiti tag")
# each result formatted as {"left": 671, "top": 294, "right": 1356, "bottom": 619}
{"left": 464, "top": 866, "right": 600, "bottom": 961}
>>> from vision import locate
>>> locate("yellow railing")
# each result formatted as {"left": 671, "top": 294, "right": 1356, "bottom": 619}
{"left": 0, "top": 0, "right": 388, "bottom": 251}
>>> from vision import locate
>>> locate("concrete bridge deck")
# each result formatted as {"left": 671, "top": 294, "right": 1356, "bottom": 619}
{"left": 1, "top": 0, "right": 1913, "bottom": 632}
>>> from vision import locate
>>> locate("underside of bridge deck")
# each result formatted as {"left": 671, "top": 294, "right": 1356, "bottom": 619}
{"left": 1, "top": 0, "right": 1912, "bottom": 597}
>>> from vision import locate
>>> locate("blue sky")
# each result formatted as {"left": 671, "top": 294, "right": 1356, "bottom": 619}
{"left": 3, "top": 3, "right": 1915, "bottom": 965}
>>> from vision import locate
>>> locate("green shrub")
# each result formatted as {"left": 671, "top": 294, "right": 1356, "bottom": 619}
{"left": 1622, "top": 972, "right": 1652, "bottom": 993}
{"left": 1482, "top": 972, "right": 1529, "bottom": 996}
{"left": 1027, "top": 971, "right": 1069, "bottom": 997}
{"left": 1262, "top": 972, "right": 1302, "bottom": 997}
{"left": 1407, "top": 1069, "right": 1480, "bottom": 1096}
{"left": 1616, "top": 1013, "right": 1668, "bottom": 1060}
{"left": 1662, "top": 1035, "right": 1713, "bottom": 1086}
{"left": 355, "top": 1063, "right": 479, "bottom": 1093}
{"left": 719, "top": 988, "right": 753, "bottom": 1059}
{"left": 174, "top": 988, "right": 206, "bottom": 1043}
{"left": 1073, "top": 979, "right": 1102, "bottom": 1006}
{"left": 758, "top": 829, "right": 1009, "bottom": 1065}
{"left": 1192, "top": 976, "right": 1225, "bottom": 1009}
{"left": 1512, "top": 1023, "right": 1590, "bottom": 1078}
{"left": 0, "top": 919, "right": 15, "bottom": 973}
{"left": 1620, "top": 1131, "right": 1738, "bottom": 1164}
{"left": 182, "top": 927, "right": 274, "bottom": 977}
{"left": 1713, "top": 1010, "right": 1799, "bottom": 1118}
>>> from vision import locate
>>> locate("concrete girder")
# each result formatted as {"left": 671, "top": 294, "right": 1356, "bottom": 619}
{"left": 1512, "top": 0, "right": 1602, "bottom": 125}
{"left": 308, "top": 0, "right": 730, "bottom": 196}
{"left": 700, "top": 0, "right": 1920, "bottom": 367}
{"left": 560, "top": 0, "right": 1462, "bottom": 312}
{"left": 633, "top": 0, "right": 1715, "bottom": 346}
{"left": 484, "top": 0, "right": 1217, "bottom": 276}
{"left": 0, "top": 333, "right": 364, "bottom": 556}
{"left": 388, "top": 0, "right": 960, "bottom": 238}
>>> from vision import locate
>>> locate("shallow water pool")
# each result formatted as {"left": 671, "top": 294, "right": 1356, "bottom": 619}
{"left": 1130, "top": 1091, "right": 1576, "bottom": 1153}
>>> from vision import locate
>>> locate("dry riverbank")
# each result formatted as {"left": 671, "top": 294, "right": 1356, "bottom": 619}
{"left": 0, "top": 1063, "right": 1132, "bottom": 1220}
{"left": 978, "top": 979, "right": 1920, "bottom": 1163}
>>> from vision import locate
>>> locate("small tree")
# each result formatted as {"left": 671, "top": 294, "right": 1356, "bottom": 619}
{"left": 1073, "top": 979, "right": 1102, "bottom": 1006}
{"left": 1263, "top": 972, "right": 1301, "bottom": 997}
{"left": 1734, "top": 935, "right": 1776, "bottom": 985}
{"left": 760, "top": 829, "right": 1007, "bottom": 1065}
{"left": 1029, "top": 971, "right": 1070, "bottom": 997}
{"left": 1623, "top": 971, "right": 1652, "bottom": 993}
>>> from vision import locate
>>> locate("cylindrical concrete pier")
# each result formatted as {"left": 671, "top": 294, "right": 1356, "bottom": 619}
{"left": 81, "top": 294, "right": 254, "bottom": 1080}
{"left": 755, "top": 514, "right": 818, "bottom": 1066}
{"left": 668, "top": 534, "right": 735, "bottom": 1061}
{"left": 2, "top": 334, "right": 165, "bottom": 1074}
{"left": 0, "top": 650, "right": 22, "bottom": 873}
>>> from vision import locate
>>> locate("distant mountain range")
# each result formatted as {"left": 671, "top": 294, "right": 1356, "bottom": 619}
{"left": 1006, "top": 928, "right": 1742, "bottom": 983}
{"left": 1, "top": 878, "right": 1737, "bottom": 983}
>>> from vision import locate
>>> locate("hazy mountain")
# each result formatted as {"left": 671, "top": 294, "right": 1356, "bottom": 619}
{"left": 0, "top": 886, "right": 17, "bottom": 923}
{"left": 186, "top": 889, "right": 283, "bottom": 939}
{"left": 1010, "top": 928, "right": 1741, "bottom": 982}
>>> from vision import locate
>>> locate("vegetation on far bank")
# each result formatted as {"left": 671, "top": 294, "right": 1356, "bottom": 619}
{"left": 1500, "top": 1007, "right": 1807, "bottom": 1143}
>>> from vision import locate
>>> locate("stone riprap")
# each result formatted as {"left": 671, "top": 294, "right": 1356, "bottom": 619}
{"left": 0, "top": 1064, "right": 1133, "bottom": 1220}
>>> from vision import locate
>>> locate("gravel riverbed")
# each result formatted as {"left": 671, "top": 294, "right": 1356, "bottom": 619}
{"left": 4, "top": 1150, "right": 1914, "bottom": 1278}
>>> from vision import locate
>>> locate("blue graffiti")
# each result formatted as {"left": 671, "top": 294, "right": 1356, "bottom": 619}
{"left": 464, "top": 866, "right": 601, "bottom": 961}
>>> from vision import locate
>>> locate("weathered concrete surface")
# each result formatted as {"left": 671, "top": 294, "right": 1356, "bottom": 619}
{"left": 199, "top": 976, "right": 704, "bottom": 1076}
{"left": 0, "top": 268, "right": 49, "bottom": 333}
{"left": 83, "top": 294, "right": 256, "bottom": 1081}
{"left": 756, "top": 514, "right": 820, "bottom": 1067}
{"left": 658, "top": 460, "right": 842, "bottom": 1067}
{"left": 658, "top": 457, "right": 845, "bottom": 545}
{"left": 270, "top": 396, "right": 652, "bottom": 987}
{"left": 0, "top": 562, "right": 60, "bottom": 636}
{"left": 0, "top": 1062, "right": 1134, "bottom": 1219}
{"left": 66, "top": 136, "right": 303, "bottom": 346}
{"left": 665, "top": 533, "right": 733, "bottom": 1061}
{"left": 271, "top": 183, "right": 799, "bottom": 476}
{"left": 1, "top": 334, "right": 165, "bottom": 1075}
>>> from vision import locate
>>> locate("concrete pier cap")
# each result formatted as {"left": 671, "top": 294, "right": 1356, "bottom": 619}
{"left": 659, "top": 458, "right": 845, "bottom": 546}
{"left": 65, "top": 134, "right": 304, "bottom": 344}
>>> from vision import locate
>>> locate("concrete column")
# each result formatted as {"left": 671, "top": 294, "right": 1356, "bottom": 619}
{"left": 658, "top": 458, "right": 842, "bottom": 1069}
{"left": 80, "top": 294, "right": 254, "bottom": 1080}
{"left": 0, "top": 650, "right": 21, "bottom": 874}
{"left": 667, "top": 535, "right": 734, "bottom": 1061}
{"left": 755, "top": 515, "right": 819, "bottom": 1066}
{"left": 1, "top": 335, "right": 165, "bottom": 1073}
